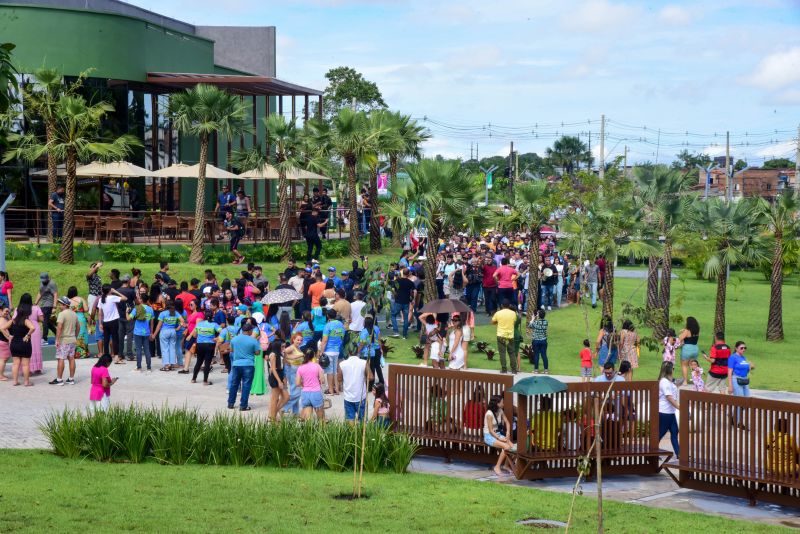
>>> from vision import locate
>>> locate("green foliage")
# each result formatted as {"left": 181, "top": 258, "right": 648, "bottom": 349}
{"left": 0, "top": 42, "right": 18, "bottom": 114}
{"left": 102, "top": 243, "right": 187, "bottom": 263}
{"left": 322, "top": 66, "right": 387, "bottom": 118}
{"left": 761, "top": 158, "right": 794, "bottom": 169}
{"left": 671, "top": 149, "right": 712, "bottom": 170}
{"left": 545, "top": 135, "right": 591, "bottom": 175}
{"left": 40, "top": 406, "right": 416, "bottom": 475}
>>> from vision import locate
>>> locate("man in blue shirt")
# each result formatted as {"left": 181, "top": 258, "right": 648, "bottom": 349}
{"left": 227, "top": 322, "right": 260, "bottom": 411}
{"left": 593, "top": 362, "right": 625, "bottom": 383}
{"left": 215, "top": 183, "right": 236, "bottom": 237}
{"left": 328, "top": 267, "right": 343, "bottom": 290}
{"left": 341, "top": 271, "right": 355, "bottom": 301}
{"left": 128, "top": 294, "right": 154, "bottom": 371}
{"left": 319, "top": 308, "right": 345, "bottom": 394}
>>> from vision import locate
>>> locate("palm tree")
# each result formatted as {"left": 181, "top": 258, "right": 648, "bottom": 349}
{"left": 385, "top": 112, "right": 429, "bottom": 247}
{"left": 305, "top": 108, "right": 376, "bottom": 258}
{"left": 169, "top": 84, "right": 250, "bottom": 264}
{"left": 233, "top": 114, "right": 302, "bottom": 260}
{"left": 545, "top": 135, "right": 591, "bottom": 175}
{"left": 20, "top": 68, "right": 88, "bottom": 239}
{"left": 758, "top": 191, "right": 799, "bottom": 341}
{"left": 693, "top": 197, "right": 766, "bottom": 335}
{"left": 364, "top": 110, "right": 404, "bottom": 254}
{"left": 5, "top": 94, "right": 139, "bottom": 264}
{"left": 383, "top": 159, "right": 484, "bottom": 301}
{"left": 510, "top": 181, "right": 555, "bottom": 322}
{"left": 633, "top": 166, "right": 695, "bottom": 335}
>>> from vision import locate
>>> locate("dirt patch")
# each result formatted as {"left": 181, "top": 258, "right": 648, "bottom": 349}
{"left": 516, "top": 518, "right": 568, "bottom": 529}
{"left": 333, "top": 493, "right": 371, "bottom": 501}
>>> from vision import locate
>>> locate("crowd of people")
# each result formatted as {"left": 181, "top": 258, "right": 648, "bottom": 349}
{"left": 0, "top": 228, "right": 770, "bottom": 468}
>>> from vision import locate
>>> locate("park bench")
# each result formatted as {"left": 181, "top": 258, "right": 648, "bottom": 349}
{"left": 664, "top": 390, "right": 800, "bottom": 507}
{"left": 513, "top": 381, "right": 671, "bottom": 480}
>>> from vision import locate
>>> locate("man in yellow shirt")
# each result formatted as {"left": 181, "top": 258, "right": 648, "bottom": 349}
{"left": 491, "top": 300, "right": 519, "bottom": 374}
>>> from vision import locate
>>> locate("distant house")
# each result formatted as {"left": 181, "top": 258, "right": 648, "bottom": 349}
{"left": 695, "top": 168, "right": 796, "bottom": 200}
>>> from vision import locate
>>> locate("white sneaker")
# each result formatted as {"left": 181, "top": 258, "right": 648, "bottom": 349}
{"left": 65, "top": 378, "right": 75, "bottom": 385}
{"left": 547, "top": 306, "right": 552, "bottom": 311}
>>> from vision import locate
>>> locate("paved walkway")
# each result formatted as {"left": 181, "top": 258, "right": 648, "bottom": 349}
{"left": 2, "top": 360, "right": 798, "bottom": 526}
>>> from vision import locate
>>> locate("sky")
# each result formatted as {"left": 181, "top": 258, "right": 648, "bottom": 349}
{"left": 127, "top": 0, "right": 800, "bottom": 166}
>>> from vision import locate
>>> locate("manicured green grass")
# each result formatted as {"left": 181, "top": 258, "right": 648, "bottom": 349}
{"left": 6, "top": 258, "right": 799, "bottom": 391}
{"left": 0, "top": 450, "right": 790, "bottom": 534}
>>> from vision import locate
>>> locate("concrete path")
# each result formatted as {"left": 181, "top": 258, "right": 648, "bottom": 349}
{"left": 2, "top": 360, "right": 798, "bottom": 527}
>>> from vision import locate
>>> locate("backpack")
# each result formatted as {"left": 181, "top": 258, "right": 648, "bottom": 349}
{"left": 452, "top": 268, "right": 464, "bottom": 289}
{"left": 235, "top": 217, "right": 246, "bottom": 238}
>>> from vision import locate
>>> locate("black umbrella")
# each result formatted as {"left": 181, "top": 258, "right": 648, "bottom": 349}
{"left": 260, "top": 288, "right": 302, "bottom": 305}
{"left": 419, "top": 298, "right": 471, "bottom": 315}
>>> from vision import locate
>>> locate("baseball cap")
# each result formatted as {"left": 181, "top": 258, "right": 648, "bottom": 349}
{"left": 40, "top": 272, "right": 49, "bottom": 281}
{"left": 328, "top": 266, "right": 336, "bottom": 272}
{"left": 304, "top": 267, "right": 312, "bottom": 273}
{"left": 120, "top": 274, "right": 131, "bottom": 282}
{"left": 58, "top": 296, "right": 71, "bottom": 306}
{"left": 236, "top": 305, "right": 248, "bottom": 312}
{"left": 341, "top": 271, "right": 349, "bottom": 276}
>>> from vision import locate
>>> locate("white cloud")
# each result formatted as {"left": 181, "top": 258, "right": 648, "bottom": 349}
{"left": 744, "top": 47, "right": 800, "bottom": 90}
{"left": 755, "top": 140, "right": 797, "bottom": 159}
{"left": 563, "top": 0, "right": 639, "bottom": 33}
{"left": 658, "top": 5, "right": 692, "bottom": 26}
{"left": 700, "top": 144, "right": 727, "bottom": 157}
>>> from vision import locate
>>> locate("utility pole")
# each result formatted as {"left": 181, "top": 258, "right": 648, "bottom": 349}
{"left": 599, "top": 114, "right": 605, "bottom": 179}
{"left": 588, "top": 131, "right": 591, "bottom": 173}
{"left": 476, "top": 143, "right": 479, "bottom": 163}
{"left": 509, "top": 141, "right": 515, "bottom": 197}
{"left": 795, "top": 124, "right": 799, "bottom": 183}
{"left": 470, "top": 142, "right": 473, "bottom": 161}
{"left": 623, "top": 145, "right": 628, "bottom": 178}
{"left": 725, "top": 131, "right": 731, "bottom": 201}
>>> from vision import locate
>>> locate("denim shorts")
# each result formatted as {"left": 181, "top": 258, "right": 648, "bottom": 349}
{"left": 301, "top": 390, "right": 323, "bottom": 409}
{"left": 344, "top": 399, "right": 366, "bottom": 421}
{"left": 323, "top": 352, "right": 339, "bottom": 374}
{"left": 680, "top": 343, "right": 699, "bottom": 361}
{"left": 484, "top": 432, "right": 505, "bottom": 447}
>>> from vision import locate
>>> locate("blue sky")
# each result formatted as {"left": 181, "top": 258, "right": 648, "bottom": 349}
{"left": 127, "top": 0, "right": 800, "bottom": 165}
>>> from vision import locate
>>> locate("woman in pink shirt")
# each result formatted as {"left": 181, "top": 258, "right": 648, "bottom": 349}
{"left": 493, "top": 258, "right": 518, "bottom": 306}
{"left": 180, "top": 300, "right": 205, "bottom": 374}
{"left": 295, "top": 348, "right": 325, "bottom": 421}
{"left": 90, "top": 354, "right": 117, "bottom": 411}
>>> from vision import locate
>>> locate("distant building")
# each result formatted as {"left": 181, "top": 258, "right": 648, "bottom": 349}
{"left": 695, "top": 168, "right": 796, "bottom": 200}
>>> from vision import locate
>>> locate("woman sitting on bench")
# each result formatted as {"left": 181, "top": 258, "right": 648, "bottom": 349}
{"left": 484, "top": 394, "right": 516, "bottom": 477}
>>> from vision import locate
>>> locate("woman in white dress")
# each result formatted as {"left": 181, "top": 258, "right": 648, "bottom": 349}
{"left": 447, "top": 315, "right": 465, "bottom": 370}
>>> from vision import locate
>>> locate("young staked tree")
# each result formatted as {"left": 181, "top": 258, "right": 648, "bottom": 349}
{"left": 169, "top": 84, "right": 250, "bottom": 264}
{"left": 692, "top": 197, "right": 766, "bottom": 335}
{"left": 233, "top": 114, "right": 302, "bottom": 260}
{"left": 305, "top": 108, "right": 377, "bottom": 258}
{"left": 383, "top": 159, "right": 485, "bottom": 301}
{"left": 4, "top": 94, "right": 139, "bottom": 263}
{"left": 757, "top": 191, "right": 799, "bottom": 341}
{"left": 633, "top": 166, "right": 695, "bottom": 335}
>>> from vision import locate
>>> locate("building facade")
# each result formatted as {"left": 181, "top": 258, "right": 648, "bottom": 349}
{"left": 0, "top": 0, "right": 320, "bottom": 219}
{"left": 696, "top": 168, "right": 796, "bottom": 201}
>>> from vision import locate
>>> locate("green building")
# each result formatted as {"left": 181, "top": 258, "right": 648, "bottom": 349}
{"left": 0, "top": 0, "right": 321, "bottom": 220}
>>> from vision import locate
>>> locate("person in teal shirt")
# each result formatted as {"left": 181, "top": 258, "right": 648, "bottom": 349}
{"left": 228, "top": 322, "right": 261, "bottom": 411}
{"left": 310, "top": 296, "right": 328, "bottom": 347}
{"left": 128, "top": 294, "right": 154, "bottom": 371}
{"left": 319, "top": 308, "right": 345, "bottom": 395}
{"left": 188, "top": 310, "right": 221, "bottom": 385}
{"left": 292, "top": 310, "right": 314, "bottom": 349}
{"left": 357, "top": 315, "right": 383, "bottom": 389}
{"left": 153, "top": 301, "right": 185, "bottom": 371}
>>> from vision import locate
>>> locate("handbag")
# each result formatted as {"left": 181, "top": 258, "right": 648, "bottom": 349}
{"left": 218, "top": 342, "right": 232, "bottom": 355}
{"left": 318, "top": 353, "right": 331, "bottom": 369}
{"left": 736, "top": 377, "right": 750, "bottom": 386}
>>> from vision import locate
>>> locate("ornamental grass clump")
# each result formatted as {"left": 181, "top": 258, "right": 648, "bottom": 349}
{"left": 387, "top": 432, "right": 419, "bottom": 474}
{"left": 294, "top": 421, "right": 322, "bottom": 470}
{"left": 39, "top": 409, "right": 84, "bottom": 459}
{"left": 320, "top": 421, "right": 355, "bottom": 472}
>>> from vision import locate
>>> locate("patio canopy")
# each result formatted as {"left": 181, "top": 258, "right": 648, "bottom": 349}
{"left": 151, "top": 163, "right": 238, "bottom": 179}
{"left": 238, "top": 166, "right": 280, "bottom": 180}
{"left": 146, "top": 72, "right": 323, "bottom": 97}
{"left": 287, "top": 168, "right": 333, "bottom": 181}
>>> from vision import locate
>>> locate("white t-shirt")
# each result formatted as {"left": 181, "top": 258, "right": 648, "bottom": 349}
{"left": 659, "top": 377, "right": 679, "bottom": 414}
{"left": 340, "top": 356, "right": 368, "bottom": 403}
{"left": 98, "top": 295, "right": 121, "bottom": 322}
{"left": 350, "top": 301, "right": 366, "bottom": 332}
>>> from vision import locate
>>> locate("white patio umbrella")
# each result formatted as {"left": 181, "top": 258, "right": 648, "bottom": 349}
{"left": 287, "top": 168, "right": 332, "bottom": 181}
{"left": 238, "top": 165, "right": 281, "bottom": 180}
{"left": 151, "top": 162, "right": 238, "bottom": 180}
{"left": 76, "top": 160, "right": 154, "bottom": 177}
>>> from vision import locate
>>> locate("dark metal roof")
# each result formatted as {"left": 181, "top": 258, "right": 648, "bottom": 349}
{"left": 146, "top": 72, "right": 322, "bottom": 96}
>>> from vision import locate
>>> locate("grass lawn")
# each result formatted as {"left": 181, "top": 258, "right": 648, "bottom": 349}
{"left": 0, "top": 450, "right": 791, "bottom": 534}
{"left": 6, "top": 256, "right": 799, "bottom": 391}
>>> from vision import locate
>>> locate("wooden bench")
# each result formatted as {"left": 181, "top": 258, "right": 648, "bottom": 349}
{"left": 666, "top": 391, "right": 800, "bottom": 507}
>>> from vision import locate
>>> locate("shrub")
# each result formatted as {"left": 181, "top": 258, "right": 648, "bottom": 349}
{"left": 319, "top": 421, "right": 355, "bottom": 472}
{"left": 82, "top": 410, "right": 119, "bottom": 462}
{"left": 294, "top": 421, "right": 322, "bottom": 470}
{"left": 266, "top": 418, "right": 297, "bottom": 468}
{"left": 387, "top": 432, "right": 419, "bottom": 474}
{"left": 360, "top": 422, "right": 390, "bottom": 473}
{"left": 39, "top": 409, "right": 84, "bottom": 459}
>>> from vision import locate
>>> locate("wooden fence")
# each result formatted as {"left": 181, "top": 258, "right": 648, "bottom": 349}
{"left": 667, "top": 391, "right": 800, "bottom": 507}
{"left": 388, "top": 365, "right": 514, "bottom": 463}
{"left": 514, "top": 381, "right": 669, "bottom": 480}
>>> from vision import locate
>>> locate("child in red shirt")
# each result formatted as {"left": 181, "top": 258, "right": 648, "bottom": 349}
{"left": 579, "top": 339, "right": 593, "bottom": 382}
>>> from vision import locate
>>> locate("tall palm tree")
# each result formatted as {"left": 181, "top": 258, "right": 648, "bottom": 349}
{"left": 364, "top": 110, "right": 401, "bottom": 254}
{"left": 169, "top": 84, "right": 250, "bottom": 264}
{"left": 5, "top": 94, "right": 139, "bottom": 263}
{"left": 757, "top": 191, "right": 799, "bottom": 341}
{"left": 305, "top": 108, "right": 376, "bottom": 258}
{"left": 385, "top": 112, "right": 429, "bottom": 247}
{"left": 383, "top": 159, "right": 484, "bottom": 301}
{"left": 20, "top": 68, "right": 87, "bottom": 239}
{"left": 633, "top": 166, "right": 695, "bottom": 335}
{"left": 545, "top": 135, "right": 591, "bottom": 175}
{"left": 232, "top": 114, "right": 302, "bottom": 261}
{"left": 510, "top": 181, "right": 555, "bottom": 322}
{"left": 693, "top": 197, "right": 766, "bottom": 335}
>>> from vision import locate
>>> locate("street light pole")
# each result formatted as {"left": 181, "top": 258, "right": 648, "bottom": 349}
{"left": 480, "top": 164, "right": 498, "bottom": 206}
